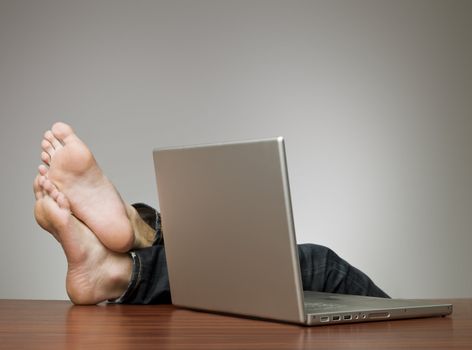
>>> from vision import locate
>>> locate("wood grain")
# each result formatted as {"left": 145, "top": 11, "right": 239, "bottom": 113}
{"left": 0, "top": 299, "right": 470, "bottom": 349}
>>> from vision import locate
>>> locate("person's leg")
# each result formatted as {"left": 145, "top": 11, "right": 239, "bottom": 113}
{"left": 298, "top": 244, "right": 389, "bottom": 298}
{"left": 112, "top": 246, "right": 172, "bottom": 304}
{"left": 38, "top": 122, "right": 155, "bottom": 252}
{"left": 113, "top": 205, "right": 388, "bottom": 304}
{"left": 111, "top": 204, "right": 169, "bottom": 304}
{"left": 34, "top": 120, "right": 387, "bottom": 303}
{"left": 115, "top": 243, "right": 390, "bottom": 305}
{"left": 34, "top": 174, "right": 133, "bottom": 304}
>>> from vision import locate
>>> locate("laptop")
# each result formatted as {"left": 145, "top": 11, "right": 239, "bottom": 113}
{"left": 153, "top": 137, "right": 452, "bottom": 326}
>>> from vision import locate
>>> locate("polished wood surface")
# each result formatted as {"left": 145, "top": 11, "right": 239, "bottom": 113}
{"left": 0, "top": 299, "right": 470, "bottom": 349}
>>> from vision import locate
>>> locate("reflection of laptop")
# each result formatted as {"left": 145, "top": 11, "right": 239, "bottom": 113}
{"left": 153, "top": 137, "right": 452, "bottom": 326}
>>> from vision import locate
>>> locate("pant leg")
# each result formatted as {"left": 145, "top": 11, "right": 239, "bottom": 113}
{"left": 298, "top": 244, "right": 389, "bottom": 298}
{"left": 115, "top": 204, "right": 388, "bottom": 304}
{"left": 110, "top": 203, "right": 168, "bottom": 304}
{"left": 114, "top": 246, "right": 172, "bottom": 304}
{"left": 116, "top": 243, "right": 388, "bottom": 304}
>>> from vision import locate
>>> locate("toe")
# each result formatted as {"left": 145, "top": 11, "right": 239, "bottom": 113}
{"left": 41, "top": 151, "right": 51, "bottom": 165}
{"left": 41, "top": 139, "right": 55, "bottom": 156}
{"left": 44, "top": 130, "right": 63, "bottom": 149}
{"left": 38, "top": 164, "right": 48, "bottom": 176}
{"left": 42, "top": 178, "right": 62, "bottom": 201}
{"left": 51, "top": 122, "right": 75, "bottom": 144}
{"left": 38, "top": 175, "right": 46, "bottom": 187}
{"left": 57, "top": 192, "right": 71, "bottom": 210}
{"left": 33, "top": 175, "right": 43, "bottom": 199}
{"left": 42, "top": 177, "right": 55, "bottom": 194}
{"left": 51, "top": 188, "right": 60, "bottom": 200}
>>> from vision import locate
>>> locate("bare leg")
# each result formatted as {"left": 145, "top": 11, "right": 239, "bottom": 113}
{"left": 34, "top": 174, "right": 132, "bottom": 304}
{"left": 38, "top": 122, "right": 153, "bottom": 251}
{"left": 125, "top": 204, "right": 157, "bottom": 249}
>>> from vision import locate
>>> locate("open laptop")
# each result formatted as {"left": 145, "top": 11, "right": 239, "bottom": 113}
{"left": 153, "top": 137, "right": 452, "bottom": 326}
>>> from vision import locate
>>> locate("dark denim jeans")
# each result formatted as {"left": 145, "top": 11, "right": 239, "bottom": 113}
{"left": 115, "top": 204, "right": 389, "bottom": 304}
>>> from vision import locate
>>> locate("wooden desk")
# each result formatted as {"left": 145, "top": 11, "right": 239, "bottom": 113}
{"left": 0, "top": 299, "right": 470, "bottom": 349}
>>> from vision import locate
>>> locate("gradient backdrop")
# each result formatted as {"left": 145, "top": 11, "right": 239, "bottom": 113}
{"left": 1, "top": 0, "right": 471, "bottom": 300}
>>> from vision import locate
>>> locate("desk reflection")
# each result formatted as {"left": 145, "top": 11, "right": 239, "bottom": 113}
{"left": 65, "top": 303, "right": 455, "bottom": 349}
{"left": 65, "top": 304, "right": 306, "bottom": 349}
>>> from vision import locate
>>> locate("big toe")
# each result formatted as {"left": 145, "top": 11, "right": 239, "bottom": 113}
{"left": 51, "top": 122, "right": 76, "bottom": 143}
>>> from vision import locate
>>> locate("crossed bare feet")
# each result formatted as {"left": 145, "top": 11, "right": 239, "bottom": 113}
{"left": 33, "top": 122, "right": 156, "bottom": 304}
{"left": 38, "top": 122, "right": 134, "bottom": 252}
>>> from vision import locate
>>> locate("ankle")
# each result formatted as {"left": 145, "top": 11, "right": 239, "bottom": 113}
{"left": 126, "top": 204, "right": 156, "bottom": 249}
{"left": 104, "top": 253, "right": 133, "bottom": 301}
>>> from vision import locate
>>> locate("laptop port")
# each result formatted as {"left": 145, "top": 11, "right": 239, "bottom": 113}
{"left": 343, "top": 315, "right": 352, "bottom": 320}
{"left": 332, "top": 315, "right": 341, "bottom": 321}
{"left": 320, "top": 316, "right": 330, "bottom": 323}
{"left": 368, "top": 312, "right": 391, "bottom": 319}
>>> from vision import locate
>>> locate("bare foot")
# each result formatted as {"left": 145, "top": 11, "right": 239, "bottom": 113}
{"left": 39, "top": 122, "right": 134, "bottom": 252}
{"left": 34, "top": 175, "right": 132, "bottom": 304}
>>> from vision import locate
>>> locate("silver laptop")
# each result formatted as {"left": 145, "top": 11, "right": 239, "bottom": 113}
{"left": 153, "top": 137, "right": 452, "bottom": 326}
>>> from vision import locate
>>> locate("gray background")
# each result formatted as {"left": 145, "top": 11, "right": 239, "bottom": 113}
{"left": 0, "top": 0, "right": 471, "bottom": 300}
